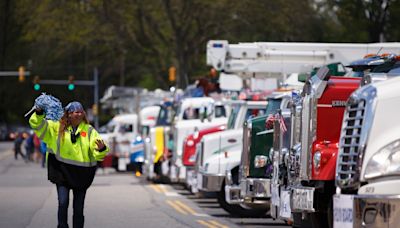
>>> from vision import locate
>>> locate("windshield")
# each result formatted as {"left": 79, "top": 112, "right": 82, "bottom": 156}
{"left": 156, "top": 106, "right": 174, "bottom": 125}
{"left": 245, "top": 107, "right": 266, "bottom": 121}
{"left": 214, "top": 105, "right": 226, "bottom": 118}
{"left": 227, "top": 104, "right": 241, "bottom": 129}
{"left": 266, "top": 99, "right": 282, "bottom": 116}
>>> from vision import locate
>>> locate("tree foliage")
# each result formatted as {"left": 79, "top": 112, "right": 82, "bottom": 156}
{"left": 1, "top": 0, "right": 400, "bottom": 124}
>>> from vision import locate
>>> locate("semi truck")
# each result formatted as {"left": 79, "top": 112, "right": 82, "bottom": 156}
{"left": 182, "top": 124, "right": 226, "bottom": 192}
{"left": 271, "top": 53, "right": 400, "bottom": 227}
{"left": 169, "top": 97, "right": 229, "bottom": 182}
{"left": 334, "top": 57, "right": 400, "bottom": 228}
{"left": 196, "top": 100, "right": 268, "bottom": 216}
{"left": 225, "top": 90, "right": 292, "bottom": 208}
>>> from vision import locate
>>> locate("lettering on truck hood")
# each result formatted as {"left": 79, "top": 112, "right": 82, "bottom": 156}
{"left": 317, "top": 100, "right": 347, "bottom": 108}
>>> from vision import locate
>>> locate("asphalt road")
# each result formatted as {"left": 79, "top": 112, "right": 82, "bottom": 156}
{"left": 0, "top": 142, "right": 288, "bottom": 228}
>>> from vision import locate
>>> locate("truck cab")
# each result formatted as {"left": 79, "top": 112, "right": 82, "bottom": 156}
{"left": 183, "top": 124, "right": 226, "bottom": 192}
{"left": 334, "top": 56, "right": 400, "bottom": 228}
{"left": 99, "top": 113, "right": 139, "bottom": 171}
{"left": 170, "top": 97, "right": 229, "bottom": 182}
{"left": 196, "top": 100, "right": 267, "bottom": 216}
{"left": 225, "top": 91, "right": 292, "bottom": 208}
{"left": 143, "top": 101, "right": 175, "bottom": 181}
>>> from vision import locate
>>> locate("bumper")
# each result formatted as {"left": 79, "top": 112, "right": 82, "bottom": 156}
{"left": 334, "top": 194, "right": 400, "bottom": 228}
{"left": 185, "top": 168, "right": 198, "bottom": 193}
{"left": 225, "top": 184, "right": 243, "bottom": 204}
{"left": 240, "top": 178, "right": 271, "bottom": 200}
{"left": 225, "top": 178, "right": 271, "bottom": 205}
{"left": 197, "top": 172, "right": 225, "bottom": 192}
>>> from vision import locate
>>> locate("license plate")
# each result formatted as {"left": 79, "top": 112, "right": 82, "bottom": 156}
{"left": 292, "top": 188, "right": 314, "bottom": 211}
{"left": 333, "top": 194, "right": 354, "bottom": 228}
{"left": 271, "top": 185, "right": 280, "bottom": 206}
{"left": 279, "top": 190, "right": 292, "bottom": 219}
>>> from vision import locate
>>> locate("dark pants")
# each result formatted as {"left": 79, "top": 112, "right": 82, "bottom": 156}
{"left": 56, "top": 185, "right": 87, "bottom": 228}
{"left": 14, "top": 148, "right": 25, "bottom": 160}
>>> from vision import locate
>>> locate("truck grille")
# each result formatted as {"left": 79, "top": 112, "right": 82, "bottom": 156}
{"left": 336, "top": 98, "right": 366, "bottom": 189}
{"left": 240, "top": 121, "right": 252, "bottom": 178}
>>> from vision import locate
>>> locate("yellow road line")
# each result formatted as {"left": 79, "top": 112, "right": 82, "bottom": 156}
{"left": 208, "top": 220, "right": 229, "bottom": 228}
{"left": 197, "top": 220, "right": 217, "bottom": 228}
{"left": 174, "top": 200, "right": 197, "bottom": 215}
{"left": 166, "top": 200, "right": 188, "bottom": 215}
{"left": 157, "top": 184, "right": 167, "bottom": 193}
{"left": 149, "top": 184, "right": 162, "bottom": 193}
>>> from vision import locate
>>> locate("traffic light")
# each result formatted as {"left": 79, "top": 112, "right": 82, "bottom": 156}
{"left": 68, "top": 75, "right": 75, "bottom": 91}
{"left": 33, "top": 76, "right": 40, "bottom": 91}
{"left": 18, "top": 66, "right": 25, "bottom": 82}
{"left": 92, "top": 104, "right": 98, "bottom": 116}
{"left": 168, "top": 66, "right": 176, "bottom": 82}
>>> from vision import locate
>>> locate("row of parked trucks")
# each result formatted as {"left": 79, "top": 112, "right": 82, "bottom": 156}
{"left": 139, "top": 40, "right": 400, "bottom": 227}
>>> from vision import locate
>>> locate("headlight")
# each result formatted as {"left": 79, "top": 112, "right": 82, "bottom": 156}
{"left": 254, "top": 155, "right": 268, "bottom": 168}
{"left": 189, "top": 154, "right": 196, "bottom": 163}
{"left": 364, "top": 140, "right": 400, "bottom": 179}
{"left": 313, "top": 151, "right": 321, "bottom": 172}
{"left": 186, "top": 139, "right": 194, "bottom": 147}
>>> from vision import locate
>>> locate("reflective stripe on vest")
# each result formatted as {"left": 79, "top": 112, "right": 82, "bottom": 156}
{"left": 34, "top": 119, "right": 48, "bottom": 131}
{"left": 38, "top": 121, "right": 49, "bottom": 140}
{"left": 54, "top": 125, "right": 97, "bottom": 167}
{"left": 48, "top": 148, "right": 97, "bottom": 167}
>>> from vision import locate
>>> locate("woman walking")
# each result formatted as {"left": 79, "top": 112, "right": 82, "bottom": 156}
{"left": 29, "top": 101, "right": 109, "bottom": 228}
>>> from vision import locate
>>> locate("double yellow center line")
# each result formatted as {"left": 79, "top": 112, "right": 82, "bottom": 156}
{"left": 166, "top": 200, "right": 197, "bottom": 215}
{"left": 166, "top": 200, "right": 229, "bottom": 228}
{"left": 150, "top": 185, "right": 229, "bottom": 228}
{"left": 149, "top": 184, "right": 167, "bottom": 193}
{"left": 197, "top": 219, "right": 229, "bottom": 228}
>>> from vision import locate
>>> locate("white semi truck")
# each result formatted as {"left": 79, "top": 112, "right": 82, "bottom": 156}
{"left": 169, "top": 97, "right": 229, "bottom": 182}
{"left": 334, "top": 67, "right": 400, "bottom": 228}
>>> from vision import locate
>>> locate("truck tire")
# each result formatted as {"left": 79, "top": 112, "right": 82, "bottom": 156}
{"left": 292, "top": 212, "right": 312, "bottom": 228}
{"left": 309, "top": 200, "right": 333, "bottom": 228}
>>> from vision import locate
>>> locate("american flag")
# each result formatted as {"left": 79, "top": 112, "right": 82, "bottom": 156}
{"left": 265, "top": 113, "right": 287, "bottom": 133}
{"left": 265, "top": 114, "right": 275, "bottom": 129}
{"left": 279, "top": 114, "right": 287, "bottom": 133}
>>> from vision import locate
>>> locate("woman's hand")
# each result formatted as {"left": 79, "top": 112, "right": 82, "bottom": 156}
{"left": 95, "top": 139, "right": 106, "bottom": 151}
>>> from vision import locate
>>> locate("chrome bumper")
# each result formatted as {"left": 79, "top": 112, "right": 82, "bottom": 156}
{"left": 352, "top": 195, "right": 400, "bottom": 228}
{"left": 198, "top": 172, "right": 225, "bottom": 192}
{"left": 240, "top": 178, "right": 272, "bottom": 200}
{"left": 225, "top": 184, "right": 243, "bottom": 204}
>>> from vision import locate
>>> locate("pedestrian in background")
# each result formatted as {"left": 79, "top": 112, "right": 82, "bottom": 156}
{"left": 29, "top": 101, "right": 109, "bottom": 228}
{"left": 13, "top": 132, "right": 25, "bottom": 160}
{"left": 33, "top": 133, "right": 41, "bottom": 163}
{"left": 24, "top": 132, "right": 35, "bottom": 161}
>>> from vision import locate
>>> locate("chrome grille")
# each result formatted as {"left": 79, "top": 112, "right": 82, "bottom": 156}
{"left": 240, "top": 120, "right": 252, "bottom": 178}
{"left": 336, "top": 99, "right": 366, "bottom": 189}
